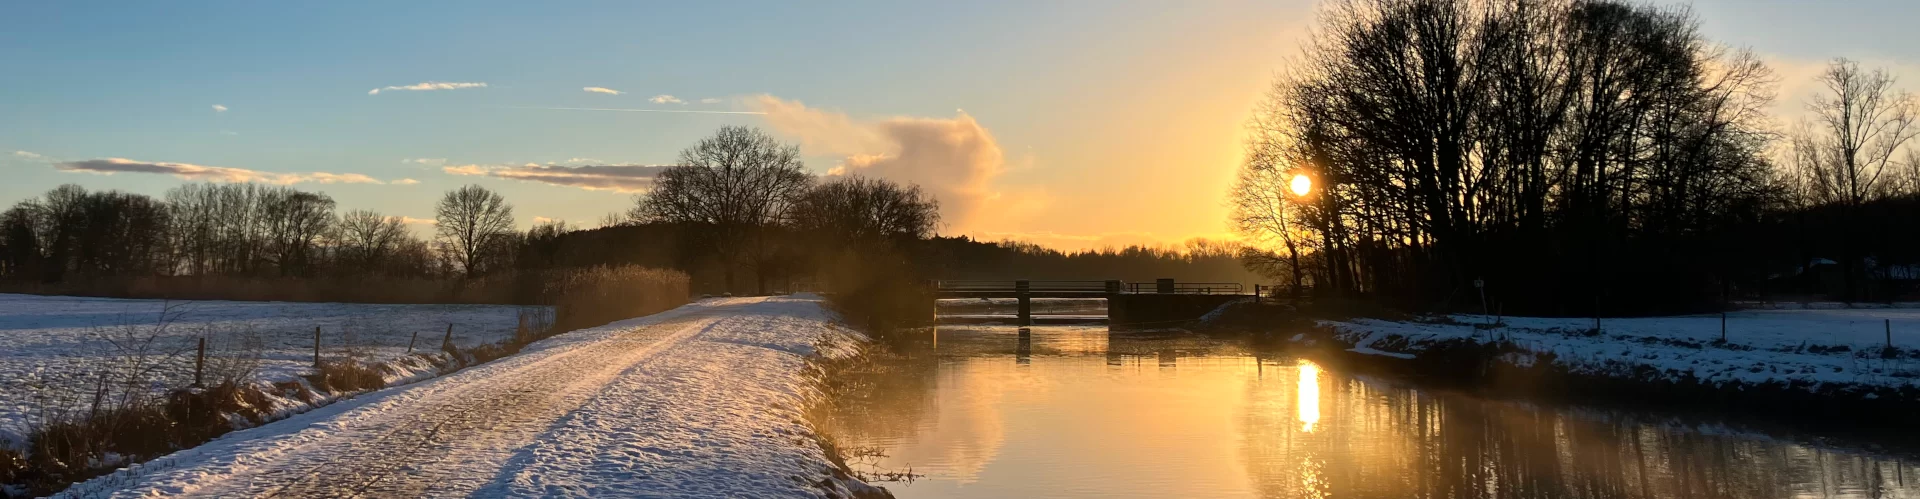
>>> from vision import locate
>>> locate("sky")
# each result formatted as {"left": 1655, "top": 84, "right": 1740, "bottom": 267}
{"left": 3, "top": 1, "right": 1919, "bottom": 251}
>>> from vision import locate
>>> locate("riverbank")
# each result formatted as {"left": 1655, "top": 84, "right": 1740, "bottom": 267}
{"left": 1272, "top": 306, "right": 1920, "bottom": 434}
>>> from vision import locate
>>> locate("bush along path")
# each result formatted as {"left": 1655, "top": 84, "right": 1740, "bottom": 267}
{"left": 54, "top": 296, "right": 887, "bottom": 498}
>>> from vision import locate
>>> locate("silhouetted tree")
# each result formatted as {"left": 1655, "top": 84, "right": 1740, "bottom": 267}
{"left": 634, "top": 126, "right": 812, "bottom": 293}
{"left": 435, "top": 185, "right": 516, "bottom": 276}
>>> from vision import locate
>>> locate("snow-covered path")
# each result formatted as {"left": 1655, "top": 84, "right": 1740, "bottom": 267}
{"left": 58, "top": 296, "right": 876, "bottom": 498}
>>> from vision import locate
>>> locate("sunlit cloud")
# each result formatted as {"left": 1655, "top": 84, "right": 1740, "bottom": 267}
{"left": 648, "top": 94, "right": 684, "bottom": 104}
{"left": 12, "top": 151, "right": 43, "bottom": 159}
{"left": 403, "top": 158, "right": 447, "bottom": 166}
{"left": 399, "top": 216, "right": 437, "bottom": 225}
{"left": 699, "top": 97, "right": 723, "bottom": 104}
{"left": 753, "top": 95, "right": 1006, "bottom": 231}
{"left": 584, "top": 86, "right": 623, "bottom": 95}
{"left": 392, "top": 178, "right": 421, "bottom": 185}
{"left": 368, "top": 81, "right": 488, "bottom": 95}
{"left": 211, "top": 104, "right": 228, "bottom": 113}
{"left": 442, "top": 163, "right": 670, "bottom": 192}
{"left": 55, "top": 158, "right": 387, "bottom": 185}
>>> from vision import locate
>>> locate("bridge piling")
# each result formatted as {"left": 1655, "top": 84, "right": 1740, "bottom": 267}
{"left": 1016, "top": 280, "right": 1032, "bottom": 326}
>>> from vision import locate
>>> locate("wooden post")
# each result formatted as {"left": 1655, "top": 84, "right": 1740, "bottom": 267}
{"left": 406, "top": 330, "right": 420, "bottom": 354}
{"left": 1015, "top": 280, "right": 1032, "bottom": 326}
{"left": 442, "top": 323, "right": 455, "bottom": 351}
{"left": 1720, "top": 312, "right": 1727, "bottom": 342}
{"left": 313, "top": 326, "right": 322, "bottom": 367}
{"left": 1888, "top": 319, "right": 1894, "bottom": 349}
{"left": 194, "top": 337, "right": 206, "bottom": 388}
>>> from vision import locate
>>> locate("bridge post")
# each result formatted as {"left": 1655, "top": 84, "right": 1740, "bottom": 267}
{"left": 1156, "top": 278, "right": 1175, "bottom": 294}
{"left": 1016, "top": 280, "right": 1032, "bottom": 326}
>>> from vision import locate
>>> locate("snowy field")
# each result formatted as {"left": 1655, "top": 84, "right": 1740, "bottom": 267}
{"left": 0, "top": 293, "right": 536, "bottom": 448}
{"left": 1325, "top": 308, "right": 1920, "bottom": 391}
{"left": 58, "top": 295, "right": 878, "bottom": 498}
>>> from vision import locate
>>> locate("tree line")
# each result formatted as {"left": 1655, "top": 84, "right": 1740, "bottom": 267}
{"left": 1232, "top": 0, "right": 1920, "bottom": 315}
{"left": 1, "top": 125, "right": 1255, "bottom": 304}
{"left": 0, "top": 182, "right": 548, "bottom": 283}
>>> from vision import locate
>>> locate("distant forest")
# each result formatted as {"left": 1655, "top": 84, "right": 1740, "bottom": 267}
{"left": 1230, "top": 0, "right": 1920, "bottom": 315}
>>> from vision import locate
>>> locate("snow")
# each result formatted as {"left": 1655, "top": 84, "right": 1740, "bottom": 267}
{"left": 0, "top": 293, "right": 535, "bottom": 449}
{"left": 56, "top": 295, "right": 878, "bottom": 498}
{"left": 1321, "top": 308, "right": 1920, "bottom": 391}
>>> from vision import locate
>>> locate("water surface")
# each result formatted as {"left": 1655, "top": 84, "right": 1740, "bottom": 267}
{"left": 823, "top": 326, "right": 1920, "bottom": 498}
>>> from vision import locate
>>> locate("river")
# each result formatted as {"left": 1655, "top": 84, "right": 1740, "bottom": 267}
{"left": 818, "top": 325, "right": 1920, "bottom": 498}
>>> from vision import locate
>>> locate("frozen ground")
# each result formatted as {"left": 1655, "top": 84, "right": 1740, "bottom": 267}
{"left": 1324, "top": 308, "right": 1920, "bottom": 391}
{"left": 0, "top": 293, "right": 535, "bottom": 448}
{"left": 57, "top": 295, "right": 879, "bottom": 498}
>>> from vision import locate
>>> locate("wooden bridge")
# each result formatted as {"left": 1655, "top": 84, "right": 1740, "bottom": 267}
{"left": 934, "top": 279, "right": 1251, "bottom": 327}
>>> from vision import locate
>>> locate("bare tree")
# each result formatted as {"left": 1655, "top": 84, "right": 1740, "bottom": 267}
{"left": 259, "top": 187, "right": 335, "bottom": 276}
{"left": 635, "top": 126, "right": 813, "bottom": 292}
{"left": 1792, "top": 58, "right": 1919, "bottom": 207}
{"left": 1231, "top": 161, "right": 1310, "bottom": 296}
{"left": 435, "top": 185, "right": 516, "bottom": 276}
{"left": 1789, "top": 58, "right": 1918, "bottom": 300}
{"left": 789, "top": 175, "right": 940, "bottom": 244}
{"left": 335, "top": 209, "right": 407, "bottom": 272}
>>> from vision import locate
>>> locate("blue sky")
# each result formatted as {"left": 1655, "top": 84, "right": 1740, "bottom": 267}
{"left": 3, "top": 1, "right": 1918, "bottom": 249}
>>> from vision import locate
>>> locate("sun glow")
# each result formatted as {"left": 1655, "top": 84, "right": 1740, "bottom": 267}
{"left": 1289, "top": 173, "right": 1312, "bottom": 196}
{"left": 1297, "top": 359, "right": 1321, "bottom": 433}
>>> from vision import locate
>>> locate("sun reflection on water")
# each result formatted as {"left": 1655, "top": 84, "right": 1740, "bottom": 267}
{"left": 1297, "top": 359, "right": 1320, "bottom": 433}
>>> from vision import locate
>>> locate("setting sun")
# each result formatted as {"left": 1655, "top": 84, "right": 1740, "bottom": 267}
{"left": 1289, "top": 173, "right": 1312, "bottom": 196}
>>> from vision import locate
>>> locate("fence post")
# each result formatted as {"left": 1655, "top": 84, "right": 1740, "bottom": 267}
{"left": 407, "top": 330, "right": 420, "bottom": 354}
{"left": 194, "top": 337, "right": 206, "bottom": 388}
{"left": 313, "top": 326, "right": 321, "bottom": 367}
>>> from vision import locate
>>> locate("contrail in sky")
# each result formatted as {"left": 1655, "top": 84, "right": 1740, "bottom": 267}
{"left": 499, "top": 106, "right": 766, "bottom": 115}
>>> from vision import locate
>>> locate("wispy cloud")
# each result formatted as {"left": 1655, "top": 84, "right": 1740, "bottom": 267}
{"left": 648, "top": 94, "right": 684, "bottom": 104}
{"left": 403, "top": 158, "right": 447, "bottom": 166}
{"left": 56, "top": 158, "right": 391, "bottom": 185}
{"left": 211, "top": 104, "right": 228, "bottom": 113}
{"left": 12, "top": 150, "right": 43, "bottom": 159}
{"left": 368, "top": 81, "right": 488, "bottom": 95}
{"left": 699, "top": 97, "right": 723, "bottom": 104}
{"left": 584, "top": 86, "right": 623, "bottom": 95}
{"left": 502, "top": 106, "right": 764, "bottom": 115}
{"left": 392, "top": 178, "right": 421, "bottom": 185}
{"left": 443, "top": 163, "right": 671, "bottom": 192}
{"left": 398, "top": 216, "right": 437, "bottom": 225}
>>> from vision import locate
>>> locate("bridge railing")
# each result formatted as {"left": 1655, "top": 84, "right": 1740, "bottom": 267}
{"left": 934, "top": 280, "right": 1115, "bottom": 293}
{"left": 1123, "top": 282, "right": 1244, "bottom": 295}
{"left": 934, "top": 280, "right": 1245, "bottom": 295}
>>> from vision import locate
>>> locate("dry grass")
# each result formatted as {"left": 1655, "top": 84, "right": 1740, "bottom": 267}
{"left": 546, "top": 265, "right": 691, "bottom": 333}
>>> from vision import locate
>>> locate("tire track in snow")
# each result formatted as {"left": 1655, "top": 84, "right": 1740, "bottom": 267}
{"left": 186, "top": 308, "right": 725, "bottom": 498}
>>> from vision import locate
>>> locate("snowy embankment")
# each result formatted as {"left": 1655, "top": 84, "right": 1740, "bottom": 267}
{"left": 1322, "top": 308, "right": 1920, "bottom": 394}
{"left": 0, "top": 293, "right": 533, "bottom": 450}
{"left": 58, "top": 295, "right": 881, "bottom": 498}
